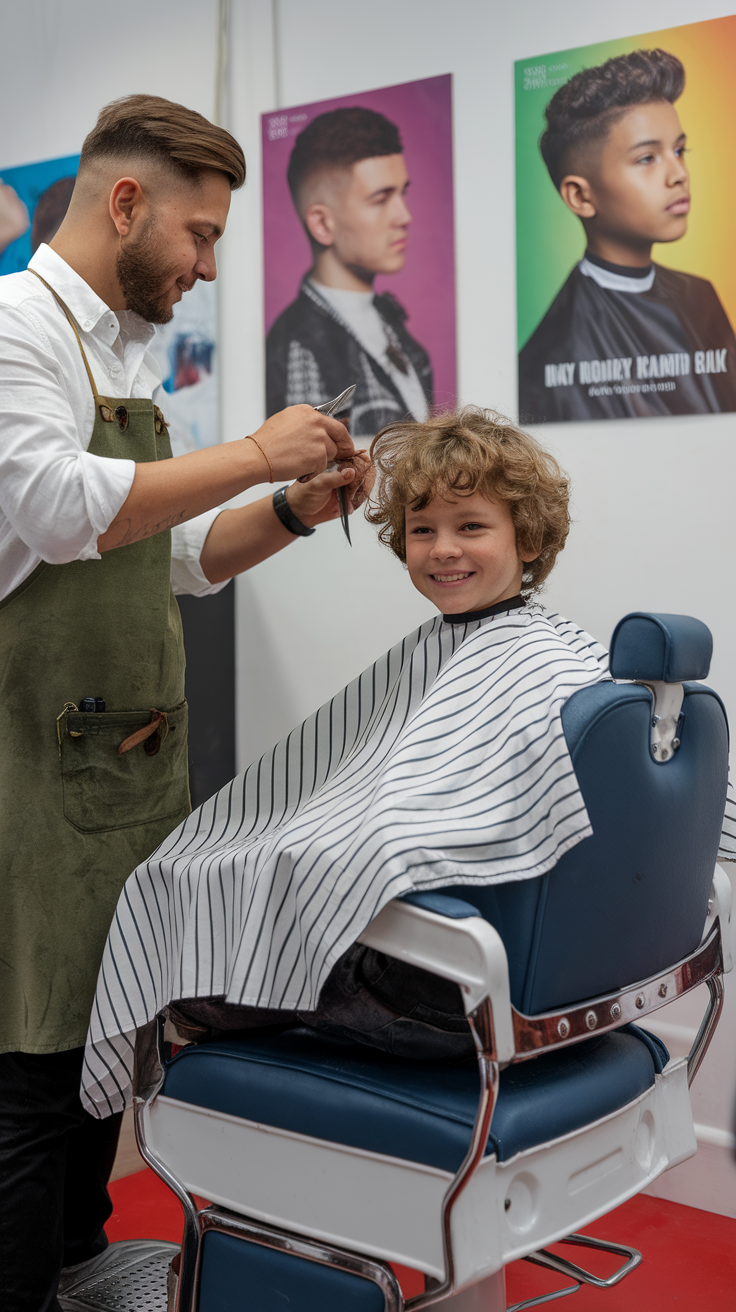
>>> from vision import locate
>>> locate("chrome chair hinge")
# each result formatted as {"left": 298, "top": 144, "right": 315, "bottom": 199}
{"left": 637, "top": 680, "right": 684, "bottom": 762}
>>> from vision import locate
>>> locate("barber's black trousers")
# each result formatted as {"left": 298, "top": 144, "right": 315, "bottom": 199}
{"left": 0, "top": 1047, "right": 122, "bottom": 1312}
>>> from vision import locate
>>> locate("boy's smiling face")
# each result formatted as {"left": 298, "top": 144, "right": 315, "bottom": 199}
{"left": 560, "top": 100, "right": 689, "bottom": 265}
{"left": 404, "top": 490, "right": 538, "bottom": 615}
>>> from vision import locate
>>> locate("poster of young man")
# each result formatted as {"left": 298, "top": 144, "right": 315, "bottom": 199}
{"left": 516, "top": 16, "right": 736, "bottom": 424}
{"left": 0, "top": 152, "right": 219, "bottom": 455}
{"left": 262, "top": 74, "right": 456, "bottom": 441}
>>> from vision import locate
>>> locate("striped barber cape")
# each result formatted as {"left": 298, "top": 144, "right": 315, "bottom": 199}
{"left": 80, "top": 603, "right": 628, "bottom": 1114}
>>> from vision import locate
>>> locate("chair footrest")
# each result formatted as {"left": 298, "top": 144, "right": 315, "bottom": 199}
{"left": 508, "top": 1232, "right": 642, "bottom": 1310}
{"left": 508, "top": 1282, "right": 579, "bottom": 1311}
{"left": 57, "top": 1240, "right": 179, "bottom": 1311}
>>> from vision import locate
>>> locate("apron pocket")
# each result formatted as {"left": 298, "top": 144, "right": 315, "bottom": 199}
{"left": 59, "top": 701, "right": 190, "bottom": 833}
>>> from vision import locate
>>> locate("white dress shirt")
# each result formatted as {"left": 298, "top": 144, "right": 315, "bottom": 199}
{"left": 0, "top": 244, "right": 226, "bottom": 602}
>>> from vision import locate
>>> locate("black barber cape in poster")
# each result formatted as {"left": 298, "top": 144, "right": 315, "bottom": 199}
{"left": 519, "top": 254, "right": 736, "bottom": 423}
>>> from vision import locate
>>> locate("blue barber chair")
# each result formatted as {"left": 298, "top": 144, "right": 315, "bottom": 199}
{"left": 122, "top": 614, "right": 730, "bottom": 1312}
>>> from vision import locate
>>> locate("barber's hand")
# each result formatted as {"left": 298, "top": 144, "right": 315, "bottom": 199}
{"left": 251, "top": 405, "right": 354, "bottom": 481}
{"left": 285, "top": 451, "right": 374, "bottom": 528}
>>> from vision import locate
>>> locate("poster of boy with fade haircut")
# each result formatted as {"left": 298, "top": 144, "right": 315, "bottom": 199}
{"left": 516, "top": 18, "right": 736, "bottom": 423}
{"left": 263, "top": 75, "right": 455, "bottom": 441}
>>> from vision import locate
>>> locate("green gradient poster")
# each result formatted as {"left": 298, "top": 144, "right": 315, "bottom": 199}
{"left": 516, "top": 16, "right": 736, "bottom": 424}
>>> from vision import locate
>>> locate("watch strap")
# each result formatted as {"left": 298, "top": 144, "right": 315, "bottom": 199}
{"left": 272, "top": 485, "right": 316, "bottom": 537}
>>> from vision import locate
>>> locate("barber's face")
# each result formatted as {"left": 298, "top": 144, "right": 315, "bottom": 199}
{"left": 405, "top": 491, "right": 536, "bottom": 615}
{"left": 561, "top": 101, "right": 689, "bottom": 248}
{"left": 305, "top": 155, "right": 412, "bottom": 276}
{"left": 116, "top": 170, "right": 231, "bottom": 324}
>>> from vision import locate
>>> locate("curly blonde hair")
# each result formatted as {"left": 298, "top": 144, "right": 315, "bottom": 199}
{"left": 366, "top": 408, "right": 571, "bottom": 593}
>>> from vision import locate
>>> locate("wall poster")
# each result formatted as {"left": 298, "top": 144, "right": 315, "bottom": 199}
{"left": 0, "top": 153, "right": 219, "bottom": 456}
{"left": 150, "top": 279, "right": 219, "bottom": 456}
{"left": 516, "top": 15, "right": 736, "bottom": 424}
{"left": 262, "top": 74, "right": 456, "bottom": 442}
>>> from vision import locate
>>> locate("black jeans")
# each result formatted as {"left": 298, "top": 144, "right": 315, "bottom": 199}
{"left": 170, "top": 944, "right": 475, "bottom": 1062}
{"left": 0, "top": 1047, "right": 122, "bottom": 1312}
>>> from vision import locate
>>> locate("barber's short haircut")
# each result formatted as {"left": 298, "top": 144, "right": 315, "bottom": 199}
{"left": 287, "top": 107, "right": 403, "bottom": 209}
{"left": 540, "top": 48, "right": 685, "bottom": 190}
{"left": 367, "top": 407, "right": 570, "bottom": 593}
{"left": 79, "top": 94, "right": 246, "bottom": 189}
{"left": 31, "top": 176, "right": 75, "bottom": 252}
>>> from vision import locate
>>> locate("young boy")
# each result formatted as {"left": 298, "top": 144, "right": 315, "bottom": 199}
{"left": 519, "top": 48, "right": 736, "bottom": 423}
{"left": 83, "top": 408, "right": 619, "bottom": 1106}
{"left": 266, "top": 106, "right": 433, "bottom": 439}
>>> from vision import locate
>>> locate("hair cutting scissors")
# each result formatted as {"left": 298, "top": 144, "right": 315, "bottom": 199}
{"left": 298, "top": 384, "right": 357, "bottom": 544}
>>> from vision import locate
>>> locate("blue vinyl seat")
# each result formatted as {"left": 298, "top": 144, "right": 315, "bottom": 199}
{"left": 134, "top": 613, "right": 732, "bottom": 1312}
{"left": 162, "top": 1023, "right": 668, "bottom": 1174}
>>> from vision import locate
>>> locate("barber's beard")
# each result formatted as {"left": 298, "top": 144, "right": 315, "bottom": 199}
{"left": 115, "top": 219, "right": 179, "bottom": 325}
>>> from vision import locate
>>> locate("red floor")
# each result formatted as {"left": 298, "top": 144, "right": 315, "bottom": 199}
{"left": 107, "top": 1168, "right": 736, "bottom": 1307}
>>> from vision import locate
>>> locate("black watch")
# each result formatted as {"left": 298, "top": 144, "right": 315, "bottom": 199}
{"left": 272, "top": 485, "right": 316, "bottom": 537}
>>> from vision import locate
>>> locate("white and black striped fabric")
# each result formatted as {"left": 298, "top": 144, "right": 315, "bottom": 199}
{"left": 79, "top": 605, "right": 733, "bottom": 1116}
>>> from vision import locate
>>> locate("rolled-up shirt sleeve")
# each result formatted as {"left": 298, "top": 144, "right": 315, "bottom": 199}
{"left": 171, "top": 509, "right": 231, "bottom": 597}
{"left": 0, "top": 307, "right": 134, "bottom": 563}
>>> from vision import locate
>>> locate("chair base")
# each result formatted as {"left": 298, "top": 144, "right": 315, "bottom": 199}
{"left": 436, "top": 1270, "right": 506, "bottom": 1310}
{"left": 57, "top": 1240, "right": 179, "bottom": 1311}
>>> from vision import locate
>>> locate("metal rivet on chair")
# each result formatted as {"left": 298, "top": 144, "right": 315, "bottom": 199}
{"left": 635, "top": 993, "right": 646, "bottom": 1009}
{"left": 585, "top": 1010, "right": 598, "bottom": 1030}
{"left": 652, "top": 744, "right": 658, "bottom": 754}
{"left": 557, "top": 1017, "right": 570, "bottom": 1039}
{"left": 672, "top": 738, "right": 681, "bottom": 750}
{"left": 658, "top": 983, "right": 668, "bottom": 998}
{"left": 610, "top": 1002, "right": 621, "bottom": 1020}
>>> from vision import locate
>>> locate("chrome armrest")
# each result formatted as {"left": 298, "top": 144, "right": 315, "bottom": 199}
{"left": 704, "top": 864, "right": 732, "bottom": 972}
{"left": 684, "top": 865, "right": 732, "bottom": 1084}
{"left": 358, "top": 896, "right": 515, "bottom": 1062}
{"left": 359, "top": 896, "right": 513, "bottom": 1307}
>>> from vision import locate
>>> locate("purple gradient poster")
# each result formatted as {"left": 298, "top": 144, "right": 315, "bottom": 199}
{"left": 262, "top": 74, "right": 456, "bottom": 441}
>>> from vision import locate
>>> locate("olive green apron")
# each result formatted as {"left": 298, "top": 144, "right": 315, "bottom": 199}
{"left": 0, "top": 276, "right": 190, "bottom": 1053}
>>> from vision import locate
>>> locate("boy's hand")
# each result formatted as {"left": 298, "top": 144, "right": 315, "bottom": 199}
{"left": 251, "top": 405, "right": 354, "bottom": 481}
{"left": 285, "top": 451, "right": 374, "bottom": 528}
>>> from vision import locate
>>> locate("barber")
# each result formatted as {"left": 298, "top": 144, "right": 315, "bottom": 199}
{"left": 0, "top": 94, "right": 364, "bottom": 1312}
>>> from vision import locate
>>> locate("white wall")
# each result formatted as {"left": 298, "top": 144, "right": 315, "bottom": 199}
{"left": 224, "top": 0, "right": 736, "bottom": 1216}
{"left": 227, "top": 0, "right": 736, "bottom": 766}
{"left": 0, "top": 1, "right": 219, "bottom": 168}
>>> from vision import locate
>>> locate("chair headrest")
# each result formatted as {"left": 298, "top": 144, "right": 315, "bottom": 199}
{"left": 610, "top": 613, "right": 712, "bottom": 682}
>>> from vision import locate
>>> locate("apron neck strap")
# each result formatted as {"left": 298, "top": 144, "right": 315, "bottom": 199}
{"left": 29, "top": 269, "right": 100, "bottom": 400}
